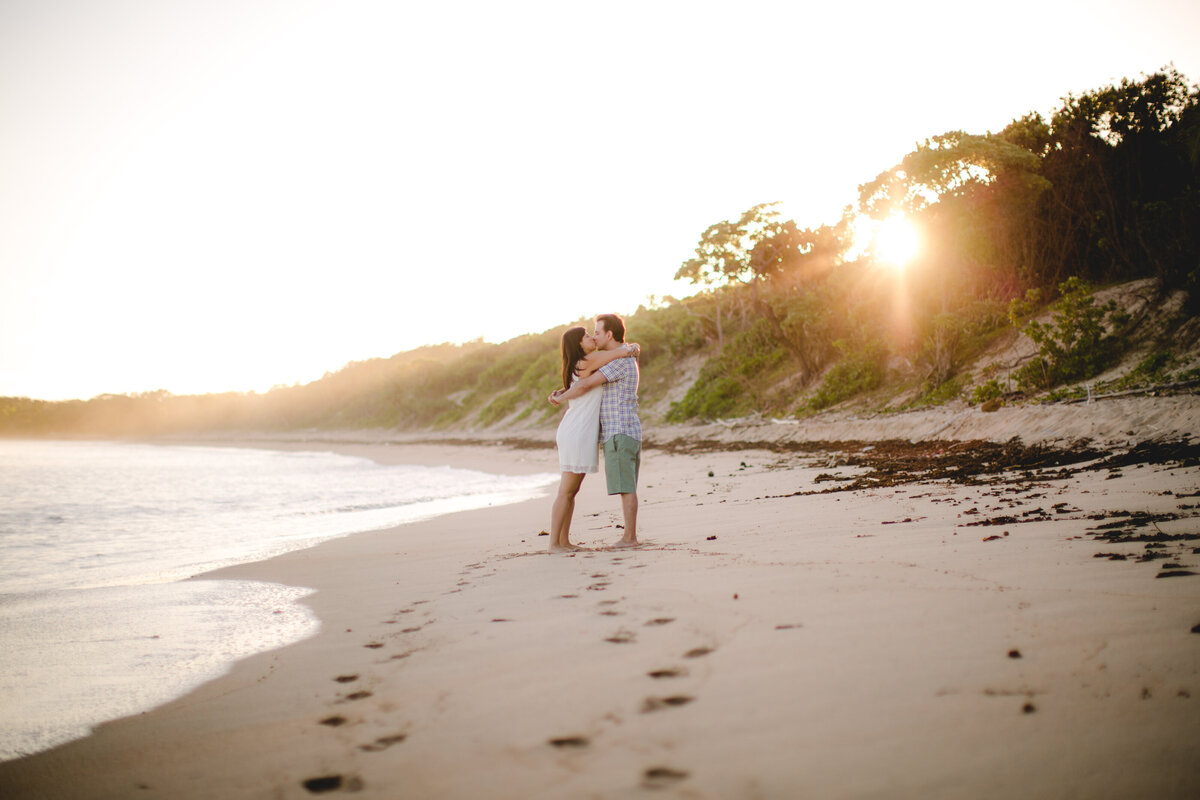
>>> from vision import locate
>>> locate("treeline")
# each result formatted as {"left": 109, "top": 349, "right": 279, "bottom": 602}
{"left": 666, "top": 67, "right": 1200, "bottom": 418}
{"left": 3, "top": 69, "right": 1198, "bottom": 437}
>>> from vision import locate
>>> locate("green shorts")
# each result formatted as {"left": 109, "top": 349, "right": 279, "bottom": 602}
{"left": 603, "top": 434, "right": 641, "bottom": 495}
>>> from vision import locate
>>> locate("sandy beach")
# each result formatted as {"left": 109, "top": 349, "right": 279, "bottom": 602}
{"left": 2, "top": 401, "right": 1199, "bottom": 799}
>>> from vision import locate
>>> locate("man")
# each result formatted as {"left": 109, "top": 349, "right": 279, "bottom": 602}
{"left": 549, "top": 313, "right": 641, "bottom": 547}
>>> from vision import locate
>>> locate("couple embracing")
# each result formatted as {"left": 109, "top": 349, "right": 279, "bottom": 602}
{"left": 547, "top": 313, "right": 641, "bottom": 552}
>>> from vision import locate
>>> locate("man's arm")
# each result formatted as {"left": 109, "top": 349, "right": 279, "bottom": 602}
{"left": 548, "top": 370, "right": 608, "bottom": 406}
{"left": 576, "top": 342, "right": 640, "bottom": 378}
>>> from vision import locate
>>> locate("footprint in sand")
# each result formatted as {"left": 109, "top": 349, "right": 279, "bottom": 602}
{"left": 641, "top": 695, "right": 694, "bottom": 713}
{"left": 364, "top": 642, "right": 384, "bottom": 649}
{"left": 318, "top": 715, "right": 347, "bottom": 727}
{"left": 359, "top": 734, "right": 407, "bottom": 752}
{"left": 341, "top": 690, "right": 373, "bottom": 702}
{"left": 548, "top": 736, "right": 589, "bottom": 749}
{"left": 648, "top": 668, "right": 686, "bottom": 679}
{"left": 644, "top": 618, "right": 675, "bottom": 626}
{"left": 642, "top": 767, "right": 689, "bottom": 789}
{"left": 683, "top": 646, "right": 713, "bottom": 658}
{"left": 302, "top": 775, "right": 363, "bottom": 793}
{"left": 605, "top": 630, "right": 636, "bottom": 644}
{"left": 334, "top": 674, "right": 359, "bottom": 683}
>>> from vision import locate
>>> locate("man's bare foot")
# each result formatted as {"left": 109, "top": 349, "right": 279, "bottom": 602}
{"left": 550, "top": 543, "right": 586, "bottom": 553}
{"left": 610, "top": 538, "right": 640, "bottom": 549}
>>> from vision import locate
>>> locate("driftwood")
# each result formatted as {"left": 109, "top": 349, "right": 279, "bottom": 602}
{"left": 1061, "top": 378, "right": 1200, "bottom": 404}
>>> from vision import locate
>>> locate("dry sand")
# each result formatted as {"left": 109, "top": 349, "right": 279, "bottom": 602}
{"left": 2, "top": 400, "right": 1199, "bottom": 799}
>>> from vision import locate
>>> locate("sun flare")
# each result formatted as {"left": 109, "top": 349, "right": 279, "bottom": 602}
{"left": 874, "top": 216, "right": 921, "bottom": 267}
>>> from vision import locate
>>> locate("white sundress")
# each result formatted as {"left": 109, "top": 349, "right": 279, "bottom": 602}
{"left": 555, "top": 376, "right": 602, "bottom": 474}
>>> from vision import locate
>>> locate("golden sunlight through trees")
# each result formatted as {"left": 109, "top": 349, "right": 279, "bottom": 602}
{"left": 873, "top": 216, "right": 920, "bottom": 268}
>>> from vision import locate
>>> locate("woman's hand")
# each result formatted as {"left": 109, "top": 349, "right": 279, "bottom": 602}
{"left": 548, "top": 389, "right": 564, "bottom": 407}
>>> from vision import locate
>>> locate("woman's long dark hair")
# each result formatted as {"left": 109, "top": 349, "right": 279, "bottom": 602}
{"left": 560, "top": 326, "right": 587, "bottom": 390}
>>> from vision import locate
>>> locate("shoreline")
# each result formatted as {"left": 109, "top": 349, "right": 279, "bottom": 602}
{"left": 0, "top": 440, "right": 558, "bottom": 765}
{"left": 2, "top": 433, "right": 1198, "bottom": 798}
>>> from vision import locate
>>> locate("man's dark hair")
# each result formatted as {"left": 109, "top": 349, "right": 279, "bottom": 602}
{"left": 596, "top": 313, "right": 626, "bottom": 343}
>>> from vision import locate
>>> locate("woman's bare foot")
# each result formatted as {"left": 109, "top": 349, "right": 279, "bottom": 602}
{"left": 610, "top": 538, "right": 640, "bottom": 549}
{"left": 550, "top": 542, "right": 586, "bottom": 553}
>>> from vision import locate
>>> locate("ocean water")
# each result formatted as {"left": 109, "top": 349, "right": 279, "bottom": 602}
{"left": 0, "top": 439, "right": 556, "bottom": 761}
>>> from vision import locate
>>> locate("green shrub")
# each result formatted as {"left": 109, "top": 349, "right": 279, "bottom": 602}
{"left": 477, "top": 388, "right": 526, "bottom": 426}
{"left": 665, "top": 319, "right": 788, "bottom": 421}
{"left": 1128, "top": 351, "right": 1174, "bottom": 382}
{"left": 803, "top": 339, "right": 886, "bottom": 412}
{"left": 433, "top": 404, "right": 470, "bottom": 429}
{"left": 918, "top": 313, "right": 967, "bottom": 388}
{"left": 970, "top": 377, "right": 1006, "bottom": 405}
{"left": 919, "top": 375, "right": 967, "bottom": 406}
{"left": 632, "top": 303, "right": 707, "bottom": 362}
{"left": 917, "top": 298, "right": 1012, "bottom": 392}
{"left": 1101, "top": 351, "right": 1176, "bottom": 393}
{"left": 1176, "top": 366, "right": 1200, "bottom": 383}
{"left": 1006, "top": 287, "right": 1043, "bottom": 325}
{"left": 666, "top": 375, "right": 745, "bottom": 421}
{"left": 1012, "top": 278, "right": 1129, "bottom": 392}
{"left": 780, "top": 291, "right": 838, "bottom": 378}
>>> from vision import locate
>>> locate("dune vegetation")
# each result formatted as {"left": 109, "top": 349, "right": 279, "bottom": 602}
{"left": 4, "top": 69, "right": 1199, "bottom": 438}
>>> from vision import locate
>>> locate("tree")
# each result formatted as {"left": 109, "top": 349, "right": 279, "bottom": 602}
{"left": 1039, "top": 68, "right": 1199, "bottom": 286}
{"left": 675, "top": 202, "right": 819, "bottom": 294}
{"left": 858, "top": 131, "right": 1048, "bottom": 220}
{"left": 779, "top": 214, "right": 852, "bottom": 290}
{"left": 675, "top": 203, "right": 806, "bottom": 352}
{"left": 857, "top": 130, "right": 1051, "bottom": 306}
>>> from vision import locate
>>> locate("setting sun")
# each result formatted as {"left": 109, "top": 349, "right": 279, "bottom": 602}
{"left": 874, "top": 216, "right": 921, "bottom": 267}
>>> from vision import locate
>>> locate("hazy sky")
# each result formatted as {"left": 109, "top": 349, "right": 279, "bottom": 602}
{"left": 2, "top": 0, "right": 1197, "bottom": 400}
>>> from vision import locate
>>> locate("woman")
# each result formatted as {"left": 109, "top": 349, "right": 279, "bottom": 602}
{"left": 548, "top": 326, "right": 639, "bottom": 552}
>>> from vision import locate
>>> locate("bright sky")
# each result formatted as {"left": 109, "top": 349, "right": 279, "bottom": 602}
{"left": 2, "top": 0, "right": 1197, "bottom": 400}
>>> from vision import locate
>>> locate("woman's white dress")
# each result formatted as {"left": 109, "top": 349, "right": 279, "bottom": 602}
{"left": 556, "top": 376, "right": 602, "bottom": 474}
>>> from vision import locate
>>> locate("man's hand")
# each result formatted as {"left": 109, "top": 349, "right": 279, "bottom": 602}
{"left": 555, "top": 370, "right": 608, "bottom": 404}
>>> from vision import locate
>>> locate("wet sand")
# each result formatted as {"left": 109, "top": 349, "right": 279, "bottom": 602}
{"left": 2, "top": 417, "right": 1198, "bottom": 798}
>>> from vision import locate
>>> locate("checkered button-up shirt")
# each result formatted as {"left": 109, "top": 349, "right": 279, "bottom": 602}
{"left": 597, "top": 357, "right": 641, "bottom": 442}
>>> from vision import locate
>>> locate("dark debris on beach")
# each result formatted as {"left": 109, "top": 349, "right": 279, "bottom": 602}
{"left": 438, "top": 432, "right": 1200, "bottom": 580}
{"left": 653, "top": 435, "right": 1197, "bottom": 496}
{"left": 660, "top": 434, "right": 1200, "bottom": 581}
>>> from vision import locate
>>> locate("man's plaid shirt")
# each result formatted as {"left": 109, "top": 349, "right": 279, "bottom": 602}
{"left": 597, "top": 357, "right": 641, "bottom": 442}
